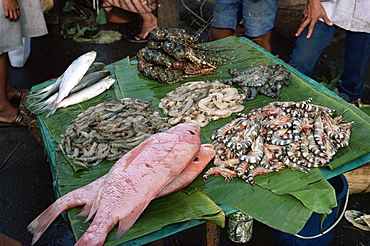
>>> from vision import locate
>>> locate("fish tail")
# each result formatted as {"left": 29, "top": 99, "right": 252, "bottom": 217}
{"left": 27, "top": 203, "right": 61, "bottom": 245}
{"left": 31, "top": 104, "right": 53, "bottom": 115}
{"left": 26, "top": 92, "right": 45, "bottom": 99}
{"left": 45, "top": 105, "right": 58, "bottom": 118}
{"left": 27, "top": 100, "right": 49, "bottom": 113}
{"left": 27, "top": 195, "right": 84, "bottom": 245}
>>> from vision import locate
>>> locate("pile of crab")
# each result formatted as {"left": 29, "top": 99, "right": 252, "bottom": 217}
{"left": 136, "top": 27, "right": 221, "bottom": 84}
{"left": 203, "top": 98, "right": 354, "bottom": 184}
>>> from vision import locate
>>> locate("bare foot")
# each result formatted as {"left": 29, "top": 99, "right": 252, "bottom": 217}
{"left": 137, "top": 12, "right": 157, "bottom": 39}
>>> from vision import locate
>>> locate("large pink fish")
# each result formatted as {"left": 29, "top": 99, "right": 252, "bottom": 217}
{"left": 28, "top": 123, "right": 215, "bottom": 246}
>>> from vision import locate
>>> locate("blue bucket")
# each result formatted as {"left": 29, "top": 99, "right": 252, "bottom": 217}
{"left": 272, "top": 174, "right": 349, "bottom": 246}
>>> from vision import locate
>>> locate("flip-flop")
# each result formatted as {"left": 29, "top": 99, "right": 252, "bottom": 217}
{"left": 125, "top": 34, "right": 149, "bottom": 43}
{"left": 356, "top": 98, "right": 370, "bottom": 107}
{"left": 0, "top": 111, "right": 26, "bottom": 128}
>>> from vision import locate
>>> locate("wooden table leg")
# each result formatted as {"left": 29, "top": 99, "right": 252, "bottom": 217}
{"left": 206, "top": 222, "right": 220, "bottom": 246}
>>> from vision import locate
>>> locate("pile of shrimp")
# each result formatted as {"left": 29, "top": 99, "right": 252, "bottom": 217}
{"left": 158, "top": 80, "right": 245, "bottom": 127}
{"left": 59, "top": 98, "right": 171, "bottom": 168}
{"left": 203, "top": 98, "right": 354, "bottom": 184}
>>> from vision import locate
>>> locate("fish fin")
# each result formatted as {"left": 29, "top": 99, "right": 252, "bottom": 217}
{"left": 125, "top": 137, "right": 155, "bottom": 165}
{"left": 84, "top": 182, "right": 106, "bottom": 222}
{"left": 76, "top": 204, "right": 92, "bottom": 217}
{"left": 116, "top": 202, "right": 147, "bottom": 239}
{"left": 84, "top": 200, "right": 99, "bottom": 222}
{"left": 76, "top": 175, "right": 106, "bottom": 219}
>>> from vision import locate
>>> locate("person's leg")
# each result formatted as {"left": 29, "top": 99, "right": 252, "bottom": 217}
{"left": 208, "top": 27, "right": 234, "bottom": 41}
{"left": 242, "top": 0, "right": 278, "bottom": 52}
{"left": 289, "top": 22, "right": 337, "bottom": 77}
{"left": 0, "top": 53, "right": 25, "bottom": 125}
{"left": 136, "top": 12, "right": 157, "bottom": 39}
{"left": 208, "top": 0, "right": 242, "bottom": 41}
{"left": 248, "top": 31, "right": 272, "bottom": 53}
{"left": 337, "top": 31, "right": 370, "bottom": 102}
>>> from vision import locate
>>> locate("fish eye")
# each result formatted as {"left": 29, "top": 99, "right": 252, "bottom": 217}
{"left": 188, "top": 130, "right": 196, "bottom": 135}
{"left": 193, "top": 157, "right": 200, "bottom": 162}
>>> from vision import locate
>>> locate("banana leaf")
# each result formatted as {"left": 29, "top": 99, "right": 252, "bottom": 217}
{"left": 69, "top": 190, "right": 225, "bottom": 246}
{"left": 26, "top": 36, "right": 370, "bottom": 244}
{"left": 110, "top": 36, "right": 370, "bottom": 233}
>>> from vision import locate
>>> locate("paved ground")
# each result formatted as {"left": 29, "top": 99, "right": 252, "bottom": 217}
{"left": 0, "top": 3, "right": 369, "bottom": 246}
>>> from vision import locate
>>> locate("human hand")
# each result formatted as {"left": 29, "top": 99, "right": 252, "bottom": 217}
{"left": 3, "top": 0, "right": 20, "bottom": 21}
{"left": 295, "top": 0, "right": 332, "bottom": 38}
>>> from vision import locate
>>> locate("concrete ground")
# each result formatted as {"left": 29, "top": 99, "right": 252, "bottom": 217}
{"left": 1, "top": 3, "right": 369, "bottom": 246}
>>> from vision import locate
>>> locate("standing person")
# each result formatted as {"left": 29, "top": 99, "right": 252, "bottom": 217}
{"left": 208, "top": 0, "right": 280, "bottom": 53}
{"left": 0, "top": 0, "right": 48, "bottom": 126}
{"left": 102, "top": 0, "right": 157, "bottom": 43}
{"left": 289, "top": 0, "right": 370, "bottom": 106}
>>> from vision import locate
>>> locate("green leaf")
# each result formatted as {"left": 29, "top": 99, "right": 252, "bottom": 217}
{"left": 191, "top": 174, "right": 313, "bottom": 234}
{"left": 25, "top": 36, "right": 370, "bottom": 243}
{"left": 68, "top": 190, "right": 225, "bottom": 245}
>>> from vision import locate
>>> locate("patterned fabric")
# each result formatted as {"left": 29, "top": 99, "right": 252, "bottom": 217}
{"left": 102, "top": 0, "right": 157, "bottom": 14}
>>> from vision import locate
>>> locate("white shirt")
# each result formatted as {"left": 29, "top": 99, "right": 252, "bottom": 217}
{"left": 321, "top": 0, "right": 370, "bottom": 33}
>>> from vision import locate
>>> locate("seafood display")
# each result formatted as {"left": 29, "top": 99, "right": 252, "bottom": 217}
{"left": 203, "top": 98, "right": 354, "bottom": 184}
{"left": 27, "top": 51, "right": 114, "bottom": 117}
{"left": 59, "top": 98, "right": 171, "bottom": 168}
{"left": 215, "top": 64, "right": 291, "bottom": 101}
{"left": 136, "top": 27, "right": 221, "bottom": 84}
{"left": 159, "top": 80, "right": 245, "bottom": 127}
{"left": 28, "top": 123, "right": 216, "bottom": 246}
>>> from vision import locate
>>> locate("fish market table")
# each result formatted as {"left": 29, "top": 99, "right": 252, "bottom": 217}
{"left": 29, "top": 36, "right": 370, "bottom": 245}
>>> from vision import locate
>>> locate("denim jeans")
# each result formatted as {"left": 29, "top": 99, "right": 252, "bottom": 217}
{"left": 289, "top": 21, "right": 370, "bottom": 102}
{"left": 212, "top": 0, "right": 279, "bottom": 37}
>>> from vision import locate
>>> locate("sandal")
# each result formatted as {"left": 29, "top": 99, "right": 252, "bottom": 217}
{"left": 9, "top": 87, "right": 29, "bottom": 104}
{"left": 0, "top": 111, "right": 26, "bottom": 127}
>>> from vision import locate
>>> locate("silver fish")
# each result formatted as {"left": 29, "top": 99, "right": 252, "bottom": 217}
{"left": 45, "top": 77, "right": 115, "bottom": 116}
{"left": 28, "top": 70, "right": 111, "bottom": 114}
{"left": 49, "top": 51, "right": 97, "bottom": 116}
{"left": 69, "top": 70, "right": 111, "bottom": 94}
{"left": 86, "top": 62, "right": 106, "bottom": 74}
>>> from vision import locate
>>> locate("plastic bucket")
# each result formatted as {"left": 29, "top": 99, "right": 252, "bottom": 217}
{"left": 272, "top": 174, "right": 349, "bottom": 246}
